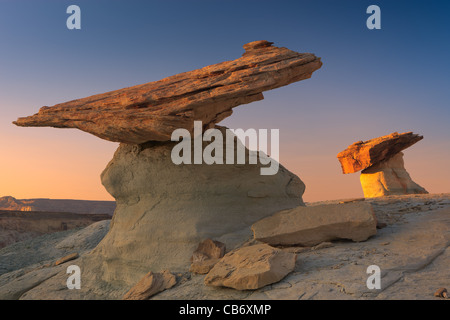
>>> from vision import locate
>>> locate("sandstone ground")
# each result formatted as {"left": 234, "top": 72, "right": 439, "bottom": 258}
{"left": 0, "top": 194, "right": 448, "bottom": 300}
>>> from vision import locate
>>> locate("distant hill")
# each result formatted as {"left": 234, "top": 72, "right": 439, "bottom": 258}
{"left": 0, "top": 196, "right": 115, "bottom": 215}
{"left": 0, "top": 210, "right": 111, "bottom": 249}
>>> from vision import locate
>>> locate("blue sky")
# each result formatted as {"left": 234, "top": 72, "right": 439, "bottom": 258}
{"left": 0, "top": 0, "right": 449, "bottom": 201}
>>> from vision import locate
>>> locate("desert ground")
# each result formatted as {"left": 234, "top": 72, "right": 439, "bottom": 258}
{"left": 0, "top": 193, "right": 448, "bottom": 300}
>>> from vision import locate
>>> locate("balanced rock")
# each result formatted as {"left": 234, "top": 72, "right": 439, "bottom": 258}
{"left": 122, "top": 270, "right": 176, "bottom": 300}
{"left": 12, "top": 40, "right": 317, "bottom": 296}
{"left": 251, "top": 202, "right": 377, "bottom": 247}
{"left": 337, "top": 132, "right": 423, "bottom": 174}
{"left": 13, "top": 41, "right": 322, "bottom": 144}
{"left": 360, "top": 152, "right": 428, "bottom": 198}
{"left": 204, "top": 244, "right": 296, "bottom": 290}
{"left": 337, "top": 131, "right": 427, "bottom": 198}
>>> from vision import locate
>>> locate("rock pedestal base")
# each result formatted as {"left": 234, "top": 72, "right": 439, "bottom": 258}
{"left": 85, "top": 129, "right": 305, "bottom": 289}
{"left": 360, "top": 152, "right": 428, "bottom": 198}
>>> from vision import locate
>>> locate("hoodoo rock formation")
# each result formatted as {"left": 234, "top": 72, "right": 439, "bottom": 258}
{"left": 12, "top": 41, "right": 320, "bottom": 295}
{"left": 90, "top": 129, "right": 305, "bottom": 284}
{"left": 14, "top": 40, "right": 322, "bottom": 144}
{"left": 337, "top": 132, "right": 428, "bottom": 198}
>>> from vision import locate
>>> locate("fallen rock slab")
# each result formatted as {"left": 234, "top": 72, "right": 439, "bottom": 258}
{"left": 122, "top": 270, "right": 176, "bottom": 300}
{"left": 204, "top": 244, "right": 296, "bottom": 290}
{"left": 251, "top": 202, "right": 377, "bottom": 246}
{"left": 337, "top": 132, "right": 423, "bottom": 174}
{"left": 14, "top": 40, "right": 322, "bottom": 144}
{"left": 360, "top": 152, "right": 428, "bottom": 198}
{"left": 190, "top": 239, "right": 226, "bottom": 274}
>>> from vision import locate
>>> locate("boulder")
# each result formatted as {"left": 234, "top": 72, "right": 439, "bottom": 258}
{"left": 360, "top": 152, "right": 428, "bottom": 198}
{"left": 251, "top": 202, "right": 377, "bottom": 246}
{"left": 337, "top": 132, "right": 423, "bottom": 174}
{"left": 190, "top": 239, "right": 226, "bottom": 274}
{"left": 122, "top": 270, "right": 176, "bottom": 300}
{"left": 204, "top": 244, "right": 296, "bottom": 290}
{"left": 13, "top": 41, "right": 322, "bottom": 144}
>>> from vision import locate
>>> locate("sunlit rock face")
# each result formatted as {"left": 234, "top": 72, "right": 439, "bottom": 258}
{"left": 337, "top": 132, "right": 423, "bottom": 174}
{"left": 337, "top": 132, "right": 427, "bottom": 198}
{"left": 13, "top": 41, "right": 322, "bottom": 144}
{"left": 360, "top": 152, "right": 428, "bottom": 198}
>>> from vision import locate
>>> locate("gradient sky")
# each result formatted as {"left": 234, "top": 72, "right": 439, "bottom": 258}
{"left": 0, "top": 0, "right": 449, "bottom": 202}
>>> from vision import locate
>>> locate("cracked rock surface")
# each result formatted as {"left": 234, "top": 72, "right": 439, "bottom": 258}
{"left": 13, "top": 40, "right": 322, "bottom": 144}
{"left": 0, "top": 194, "right": 448, "bottom": 300}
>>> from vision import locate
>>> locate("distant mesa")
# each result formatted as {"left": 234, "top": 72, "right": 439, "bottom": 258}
{"left": 0, "top": 196, "right": 113, "bottom": 249}
{"left": 0, "top": 210, "right": 111, "bottom": 249}
{"left": 4, "top": 40, "right": 449, "bottom": 301}
{"left": 0, "top": 196, "right": 115, "bottom": 215}
{"left": 13, "top": 40, "right": 322, "bottom": 144}
{"left": 337, "top": 132, "right": 428, "bottom": 198}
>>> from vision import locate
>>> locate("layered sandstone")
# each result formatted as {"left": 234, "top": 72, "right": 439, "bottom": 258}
{"left": 360, "top": 152, "right": 428, "bottom": 197}
{"left": 13, "top": 40, "right": 322, "bottom": 144}
{"left": 122, "top": 270, "right": 177, "bottom": 300}
{"left": 337, "top": 132, "right": 423, "bottom": 174}
{"left": 251, "top": 202, "right": 377, "bottom": 246}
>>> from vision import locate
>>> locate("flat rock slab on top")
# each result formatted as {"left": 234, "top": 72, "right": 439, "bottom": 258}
{"left": 13, "top": 40, "right": 322, "bottom": 144}
{"left": 337, "top": 132, "right": 423, "bottom": 174}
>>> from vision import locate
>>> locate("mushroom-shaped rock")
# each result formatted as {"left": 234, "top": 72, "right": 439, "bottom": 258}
{"left": 337, "top": 132, "right": 423, "bottom": 174}
{"left": 337, "top": 132, "right": 428, "bottom": 198}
